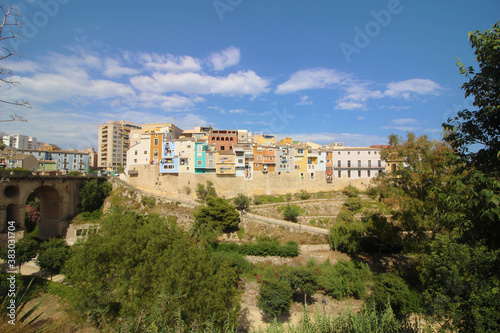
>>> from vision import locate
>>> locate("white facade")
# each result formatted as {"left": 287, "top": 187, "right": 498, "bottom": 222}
{"left": 176, "top": 138, "right": 196, "bottom": 173}
{"left": 126, "top": 138, "right": 151, "bottom": 171}
{"left": 2, "top": 134, "right": 30, "bottom": 149}
{"left": 333, "top": 147, "right": 386, "bottom": 180}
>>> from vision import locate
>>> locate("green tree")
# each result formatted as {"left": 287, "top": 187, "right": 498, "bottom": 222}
{"left": 280, "top": 204, "right": 301, "bottom": 222}
{"left": 377, "top": 133, "right": 456, "bottom": 242}
{"left": 330, "top": 213, "right": 365, "bottom": 255}
{"left": 79, "top": 179, "right": 112, "bottom": 212}
{"left": 36, "top": 238, "right": 70, "bottom": 281}
{"left": 195, "top": 181, "right": 217, "bottom": 202}
{"left": 419, "top": 234, "right": 500, "bottom": 332}
{"left": 67, "top": 171, "right": 82, "bottom": 176}
{"left": 233, "top": 193, "right": 250, "bottom": 211}
{"left": 369, "top": 272, "right": 416, "bottom": 320}
{"left": 289, "top": 267, "right": 317, "bottom": 309}
{"left": 0, "top": 237, "right": 38, "bottom": 274}
{"left": 444, "top": 22, "right": 500, "bottom": 176}
{"left": 192, "top": 196, "right": 239, "bottom": 233}
{"left": 257, "top": 279, "right": 293, "bottom": 318}
{"left": 343, "top": 184, "right": 360, "bottom": 197}
{"left": 64, "top": 208, "right": 240, "bottom": 330}
{"left": 344, "top": 197, "right": 362, "bottom": 212}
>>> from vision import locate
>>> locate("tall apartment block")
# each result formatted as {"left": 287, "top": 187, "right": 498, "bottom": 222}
{"left": 98, "top": 121, "right": 141, "bottom": 171}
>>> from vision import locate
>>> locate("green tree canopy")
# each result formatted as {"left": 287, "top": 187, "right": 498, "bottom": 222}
{"left": 79, "top": 179, "right": 112, "bottom": 212}
{"left": 192, "top": 195, "right": 239, "bottom": 233}
{"left": 444, "top": 22, "right": 500, "bottom": 176}
{"left": 233, "top": 193, "right": 250, "bottom": 211}
{"left": 64, "top": 208, "right": 240, "bottom": 330}
{"left": 0, "top": 237, "right": 38, "bottom": 273}
{"left": 36, "top": 238, "right": 70, "bottom": 281}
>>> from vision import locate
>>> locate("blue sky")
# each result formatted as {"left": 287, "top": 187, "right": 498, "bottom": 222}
{"left": 2, "top": 0, "right": 499, "bottom": 149}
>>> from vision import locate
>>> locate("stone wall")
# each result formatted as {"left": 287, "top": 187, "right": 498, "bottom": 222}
{"left": 126, "top": 165, "right": 375, "bottom": 199}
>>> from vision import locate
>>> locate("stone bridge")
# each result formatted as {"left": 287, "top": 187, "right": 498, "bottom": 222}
{"left": 0, "top": 175, "right": 106, "bottom": 243}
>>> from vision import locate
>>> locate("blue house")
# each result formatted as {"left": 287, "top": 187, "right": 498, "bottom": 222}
{"left": 160, "top": 140, "right": 179, "bottom": 173}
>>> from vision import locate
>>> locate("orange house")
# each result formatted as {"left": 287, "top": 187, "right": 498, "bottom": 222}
{"left": 253, "top": 145, "right": 276, "bottom": 173}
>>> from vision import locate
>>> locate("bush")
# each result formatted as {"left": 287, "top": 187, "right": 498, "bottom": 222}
{"left": 67, "top": 171, "right": 82, "bottom": 176}
{"left": 257, "top": 279, "right": 293, "bottom": 318}
{"left": 369, "top": 272, "right": 418, "bottom": 319}
{"left": 316, "top": 260, "right": 371, "bottom": 299}
{"left": 141, "top": 196, "right": 156, "bottom": 208}
{"left": 81, "top": 210, "right": 103, "bottom": 221}
{"left": 345, "top": 197, "right": 362, "bottom": 212}
{"left": 329, "top": 219, "right": 365, "bottom": 255}
{"left": 215, "top": 240, "right": 299, "bottom": 257}
{"left": 79, "top": 179, "right": 112, "bottom": 212}
{"left": 0, "top": 167, "right": 32, "bottom": 175}
{"left": 299, "top": 189, "right": 311, "bottom": 200}
{"left": 233, "top": 193, "right": 250, "bottom": 211}
{"left": 336, "top": 209, "right": 355, "bottom": 224}
{"left": 343, "top": 185, "right": 361, "bottom": 197}
{"left": 281, "top": 204, "right": 301, "bottom": 222}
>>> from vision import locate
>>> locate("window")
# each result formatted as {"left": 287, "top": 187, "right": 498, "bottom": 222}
{"left": 338, "top": 152, "right": 341, "bottom": 155}
{"left": 357, "top": 151, "right": 360, "bottom": 155}
{"left": 134, "top": 159, "right": 137, "bottom": 163}
{"left": 144, "top": 151, "right": 147, "bottom": 154}
{"left": 257, "top": 155, "right": 263, "bottom": 162}
{"left": 348, "top": 151, "right": 350, "bottom": 155}
{"left": 367, "top": 170, "right": 371, "bottom": 177}
{"left": 348, "top": 170, "right": 351, "bottom": 178}
{"left": 358, "top": 170, "right": 361, "bottom": 177}
{"left": 338, "top": 160, "right": 341, "bottom": 168}
{"left": 238, "top": 159, "right": 243, "bottom": 164}
{"left": 368, "top": 151, "right": 371, "bottom": 155}
{"left": 134, "top": 150, "right": 138, "bottom": 155}
{"left": 310, "top": 172, "right": 315, "bottom": 180}
{"left": 197, "top": 160, "right": 202, "bottom": 166}
{"left": 154, "top": 138, "right": 159, "bottom": 146}
{"left": 358, "top": 160, "right": 361, "bottom": 167}
{"left": 295, "top": 165, "right": 300, "bottom": 170}
{"left": 347, "top": 160, "right": 351, "bottom": 168}
{"left": 378, "top": 160, "right": 381, "bottom": 167}
{"left": 368, "top": 160, "right": 372, "bottom": 167}
{"left": 338, "top": 170, "right": 342, "bottom": 178}
{"left": 220, "top": 146, "right": 225, "bottom": 151}
{"left": 257, "top": 147, "right": 262, "bottom": 152}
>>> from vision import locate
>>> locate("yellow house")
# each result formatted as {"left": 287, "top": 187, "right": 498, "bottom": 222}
{"left": 293, "top": 145, "right": 308, "bottom": 175}
{"left": 216, "top": 151, "right": 235, "bottom": 175}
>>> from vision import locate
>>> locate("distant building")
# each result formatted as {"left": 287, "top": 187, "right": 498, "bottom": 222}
{"left": 1, "top": 134, "right": 30, "bottom": 149}
{"left": 98, "top": 120, "right": 141, "bottom": 171}
{"left": 14, "top": 148, "right": 90, "bottom": 173}
{"left": 5, "top": 154, "right": 39, "bottom": 172}
{"left": 332, "top": 146, "right": 385, "bottom": 180}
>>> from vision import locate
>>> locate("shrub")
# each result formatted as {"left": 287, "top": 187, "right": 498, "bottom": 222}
{"left": 369, "top": 272, "right": 418, "bottom": 319}
{"left": 0, "top": 167, "right": 32, "bottom": 175}
{"left": 316, "top": 260, "right": 371, "bottom": 299}
{"left": 257, "top": 279, "right": 293, "bottom": 318}
{"left": 233, "top": 193, "right": 250, "bottom": 211}
{"left": 299, "top": 189, "right": 311, "bottom": 200}
{"left": 281, "top": 204, "right": 301, "bottom": 222}
{"left": 215, "top": 240, "right": 299, "bottom": 257}
{"left": 329, "top": 219, "right": 365, "bottom": 255}
{"left": 343, "top": 184, "right": 361, "bottom": 197}
{"left": 286, "top": 193, "right": 292, "bottom": 202}
{"left": 141, "top": 196, "right": 156, "bottom": 208}
{"left": 79, "top": 179, "right": 112, "bottom": 212}
{"left": 344, "top": 197, "right": 362, "bottom": 212}
{"left": 336, "top": 209, "right": 354, "bottom": 224}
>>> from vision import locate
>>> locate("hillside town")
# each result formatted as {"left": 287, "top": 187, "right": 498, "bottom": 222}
{"left": 1, "top": 120, "right": 391, "bottom": 189}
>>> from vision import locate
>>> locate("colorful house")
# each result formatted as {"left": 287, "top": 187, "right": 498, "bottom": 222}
{"left": 216, "top": 151, "right": 235, "bottom": 176}
{"left": 160, "top": 140, "right": 178, "bottom": 174}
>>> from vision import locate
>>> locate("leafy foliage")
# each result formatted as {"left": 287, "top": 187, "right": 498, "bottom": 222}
{"left": 0, "top": 237, "right": 38, "bottom": 273}
{"left": 329, "top": 215, "right": 365, "bottom": 255}
{"left": 24, "top": 204, "right": 39, "bottom": 234}
{"left": 79, "top": 179, "right": 112, "bottom": 212}
{"left": 369, "top": 272, "right": 418, "bottom": 319}
{"left": 36, "top": 238, "right": 70, "bottom": 280}
{"left": 299, "top": 189, "right": 311, "bottom": 200}
{"left": 0, "top": 167, "right": 32, "bottom": 175}
{"left": 140, "top": 195, "right": 156, "bottom": 208}
{"left": 233, "top": 193, "right": 250, "bottom": 211}
{"left": 215, "top": 240, "right": 299, "bottom": 257}
{"left": 195, "top": 181, "right": 217, "bottom": 202}
{"left": 315, "top": 260, "right": 371, "bottom": 300}
{"left": 419, "top": 234, "right": 500, "bottom": 332}
{"left": 63, "top": 208, "right": 241, "bottom": 331}
{"left": 192, "top": 196, "right": 240, "bottom": 233}
{"left": 280, "top": 204, "right": 301, "bottom": 222}
{"left": 343, "top": 185, "right": 360, "bottom": 197}
{"left": 444, "top": 22, "right": 500, "bottom": 176}
{"left": 344, "top": 197, "right": 362, "bottom": 212}
{"left": 257, "top": 278, "right": 293, "bottom": 318}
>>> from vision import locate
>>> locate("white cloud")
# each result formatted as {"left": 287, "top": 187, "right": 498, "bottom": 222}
{"left": 103, "top": 58, "right": 140, "bottom": 78}
{"left": 280, "top": 132, "right": 387, "bottom": 146}
{"left": 275, "top": 68, "right": 347, "bottom": 94}
{"left": 384, "top": 79, "right": 444, "bottom": 99}
{"left": 137, "top": 93, "right": 204, "bottom": 111}
{"left": 131, "top": 70, "right": 270, "bottom": 97}
{"left": 357, "top": 116, "right": 366, "bottom": 120}
{"left": 209, "top": 46, "right": 241, "bottom": 71}
{"left": 336, "top": 101, "right": 365, "bottom": 110}
{"left": 139, "top": 53, "right": 202, "bottom": 72}
{"left": 392, "top": 118, "right": 418, "bottom": 125}
{"left": 296, "top": 95, "right": 313, "bottom": 106}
